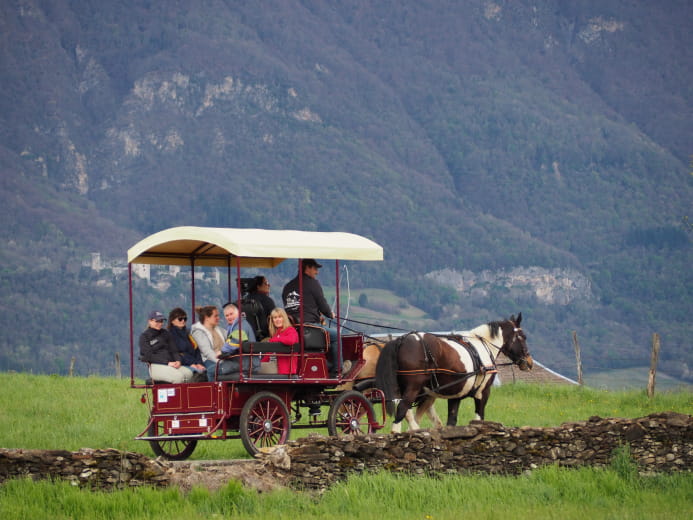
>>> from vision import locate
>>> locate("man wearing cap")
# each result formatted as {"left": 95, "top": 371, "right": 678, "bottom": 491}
{"left": 282, "top": 259, "right": 341, "bottom": 375}
{"left": 139, "top": 310, "right": 193, "bottom": 383}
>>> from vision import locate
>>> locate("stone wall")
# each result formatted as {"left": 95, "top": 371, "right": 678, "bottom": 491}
{"left": 0, "top": 448, "right": 169, "bottom": 489}
{"left": 266, "top": 411, "right": 692, "bottom": 490}
{"left": 1, "top": 412, "right": 690, "bottom": 492}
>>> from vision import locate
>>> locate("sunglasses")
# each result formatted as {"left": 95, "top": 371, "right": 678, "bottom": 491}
{"left": 176, "top": 316, "right": 187, "bottom": 322}
{"left": 154, "top": 319, "right": 165, "bottom": 323}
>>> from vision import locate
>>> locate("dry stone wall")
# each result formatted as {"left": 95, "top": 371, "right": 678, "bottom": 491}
{"left": 0, "top": 448, "right": 169, "bottom": 489}
{"left": 1, "top": 412, "right": 690, "bottom": 492}
{"left": 266, "top": 411, "right": 692, "bottom": 490}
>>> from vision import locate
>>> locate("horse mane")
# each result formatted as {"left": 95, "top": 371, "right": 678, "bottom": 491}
{"left": 465, "top": 321, "right": 503, "bottom": 341}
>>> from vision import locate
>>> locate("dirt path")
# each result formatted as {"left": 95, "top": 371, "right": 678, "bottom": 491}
{"left": 164, "top": 458, "right": 291, "bottom": 493}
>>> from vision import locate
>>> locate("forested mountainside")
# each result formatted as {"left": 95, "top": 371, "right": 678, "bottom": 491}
{"left": 0, "top": 1, "right": 690, "bottom": 383}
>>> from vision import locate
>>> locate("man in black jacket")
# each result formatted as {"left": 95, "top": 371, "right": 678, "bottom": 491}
{"left": 139, "top": 310, "right": 193, "bottom": 383}
{"left": 282, "top": 259, "right": 342, "bottom": 375}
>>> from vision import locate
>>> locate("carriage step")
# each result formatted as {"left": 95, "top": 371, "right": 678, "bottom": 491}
{"left": 137, "top": 433, "right": 215, "bottom": 441}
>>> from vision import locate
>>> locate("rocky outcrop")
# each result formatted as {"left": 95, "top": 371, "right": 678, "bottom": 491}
{"left": 426, "top": 266, "right": 592, "bottom": 305}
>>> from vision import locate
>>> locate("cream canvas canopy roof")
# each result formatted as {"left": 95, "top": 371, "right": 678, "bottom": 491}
{"left": 127, "top": 226, "right": 384, "bottom": 268}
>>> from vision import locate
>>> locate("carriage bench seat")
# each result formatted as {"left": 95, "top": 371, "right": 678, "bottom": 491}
{"left": 295, "top": 324, "right": 329, "bottom": 352}
{"left": 244, "top": 341, "right": 297, "bottom": 354}
{"left": 215, "top": 341, "right": 304, "bottom": 380}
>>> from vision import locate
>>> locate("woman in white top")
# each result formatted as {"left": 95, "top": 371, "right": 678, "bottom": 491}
{"left": 190, "top": 305, "right": 226, "bottom": 381}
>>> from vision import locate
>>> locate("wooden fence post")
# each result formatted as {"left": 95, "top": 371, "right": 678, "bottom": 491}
{"left": 572, "top": 331, "right": 583, "bottom": 385}
{"left": 115, "top": 352, "right": 121, "bottom": 379}
{"left": 69, "top": 356, "right": 76, "bottom": 377}
{"left": 647, "top": 333, "right": 660, "bottom": 398}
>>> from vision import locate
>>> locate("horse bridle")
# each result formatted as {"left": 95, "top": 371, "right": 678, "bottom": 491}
{"left": 498, "top": 324, "right": 528, "bottom": 367}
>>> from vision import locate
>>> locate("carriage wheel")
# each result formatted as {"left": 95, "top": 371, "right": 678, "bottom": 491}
{"left": 147, "top": 422, "right": 197, "bottom": 461}
{"left": 327, "top": 390, "right": 377, "bottom": 437}
{"left": 240, "top": 391, "right": 291, "bottom": 456}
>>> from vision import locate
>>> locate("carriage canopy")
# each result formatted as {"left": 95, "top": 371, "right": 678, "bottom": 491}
{"left": 127, "top": 226, "right": 384, "bottom": 268}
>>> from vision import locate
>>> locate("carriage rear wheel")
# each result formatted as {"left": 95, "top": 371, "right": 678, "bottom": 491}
{"left": 240, "top": 391, "right": 291, "bottom": 456}
{"left": 327, "top": 390, "right": 377, "bottom": 437}
{"left": 147, "top": 422, "right": 197, "bottom": 461}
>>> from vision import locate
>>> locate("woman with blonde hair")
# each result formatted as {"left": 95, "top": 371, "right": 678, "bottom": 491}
{"left": 267, "top": 307, "right": 299, "bottom": 374}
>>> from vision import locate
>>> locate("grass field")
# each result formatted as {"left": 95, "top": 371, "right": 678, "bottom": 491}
{"left": 0, "top": 373, "right": 691, "bottom": 519}
{"left": 584, "top": 367, "right": 693, "bottom": 392}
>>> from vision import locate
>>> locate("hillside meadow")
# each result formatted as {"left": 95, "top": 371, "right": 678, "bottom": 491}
{"left": 0, "top": 373, "right": 691, "bottom": 519}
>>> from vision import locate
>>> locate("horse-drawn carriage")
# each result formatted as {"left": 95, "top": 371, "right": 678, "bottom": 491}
{"left": 128, "top": 227, "right": 535, "bottom": 460}
{"left": 128, "top": 226, "right": 387, "bottom": 459}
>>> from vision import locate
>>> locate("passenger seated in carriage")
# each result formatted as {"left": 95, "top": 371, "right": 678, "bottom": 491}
{"left": 217, "top": 302, "right": 259, "bottom": 375}
{"left": 265, "top": 307, "right": 299, "bottom": 374}
{"left": 139, "top": 310, "right": 193, "bottom": 384}
{"left": 246, "top": 275, "right": 276, "bottom": 339}
{"left": 167, "top": 307, "right": 207, "bottom": 382}
{"left": 190, "top": 305, "right": 227, "bottom": 381}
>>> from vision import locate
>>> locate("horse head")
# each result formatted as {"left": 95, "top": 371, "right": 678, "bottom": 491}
{"left": 500, "top": 312, "right": 534, "bottom": 371}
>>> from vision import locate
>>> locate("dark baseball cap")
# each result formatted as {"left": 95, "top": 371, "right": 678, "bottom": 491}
{"left": 148, "top": 310, "right": 166, "bottom": 321}
{"left": 303, "top": 259, "right": 323, "bottom": 268}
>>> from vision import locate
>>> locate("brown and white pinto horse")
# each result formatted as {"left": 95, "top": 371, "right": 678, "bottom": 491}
{"left": 375, "top": 313, "right": 533, "bottom": 430}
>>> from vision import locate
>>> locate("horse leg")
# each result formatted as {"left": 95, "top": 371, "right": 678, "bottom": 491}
{"left": 446, "top": 397, "right": 462, "bottom": 426}
{"left": 473, "top": 378, "right": 494, "bottom": 420}
{"left": 394, "top": 398, "right": 415, "bottom": 426}
{"left": 394, "top": 382, "right": 423, "bottom": 428}
{"left": 473, "top": 397, "right": 485, "bottom": 421}
{"left": 415, "top": 396, "right": 443, "bottom": 429}
{"left": 405, "top": 408, "right": 420, "bottom": 430}
{"left": 427, "top": 405, "right": 444, "bottom": 429}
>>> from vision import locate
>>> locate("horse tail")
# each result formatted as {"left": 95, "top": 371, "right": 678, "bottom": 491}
{"left": 375, "top": 336, "right": 404, "bottom": 417}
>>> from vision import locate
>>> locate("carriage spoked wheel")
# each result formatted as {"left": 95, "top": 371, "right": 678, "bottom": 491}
{"left": 327, "top": 390, "right": 377, "bottom": 437}
{"left": 147, "top": 422, "right": 197, "bottom": 461}
{"left": 240, "top": 391, "right": 292, "bottom": 456}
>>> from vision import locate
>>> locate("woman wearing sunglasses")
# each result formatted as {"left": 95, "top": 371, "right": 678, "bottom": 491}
{"left": 168, "top": 307, "right": 207, "bottom": 382}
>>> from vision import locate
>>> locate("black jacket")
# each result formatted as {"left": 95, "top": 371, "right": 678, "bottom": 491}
{"left": 282, "top": 274, "right": 332, "bottom": 324}
{"left": 247, "top": 291, "right": 276, "bottom": 337}
{"left": 169, "top": 326, "right": 202, "bottom": 366}
{"left": 139, "top": 327, "right": 181, "bottom": 364}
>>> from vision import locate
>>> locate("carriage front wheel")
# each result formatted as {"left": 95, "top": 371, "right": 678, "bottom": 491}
{"left": 240, "top": 391, "right": 292, "bottom": 456}
{"left": 327, "top": 390, "right": 377, "bottom": 437}
{"left": 147, "top": 422, "right": 198, "bottom": 461}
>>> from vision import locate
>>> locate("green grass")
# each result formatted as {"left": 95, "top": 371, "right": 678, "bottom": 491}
{"left": 584, "top": 367, "right": 693, "bottom": 392}
{"left": 1, "top": 373, "right": 691, "bottom": 452}
{"left": 0, "top": 373, "right": 691, "bottom": 519}
{"left": 1, "top": 462, "right": 691, "bottom": 519}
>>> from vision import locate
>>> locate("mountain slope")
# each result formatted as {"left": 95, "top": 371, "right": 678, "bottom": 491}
{"left": 0, "top": 0, "right": 690, "bottom": 379}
